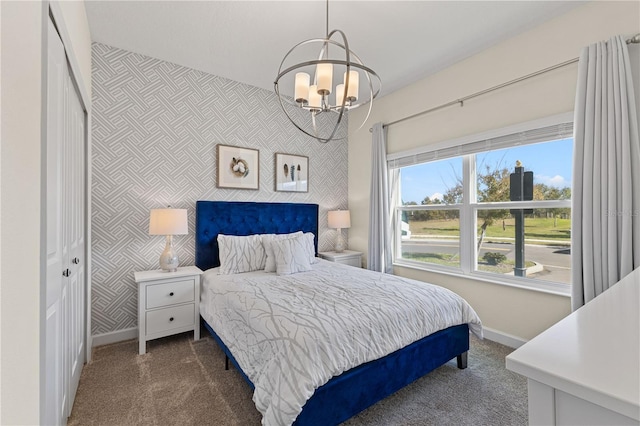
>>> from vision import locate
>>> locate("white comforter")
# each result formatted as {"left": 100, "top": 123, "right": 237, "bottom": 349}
{"left": 200, "top": 259, "right": 482, "bottom": 426}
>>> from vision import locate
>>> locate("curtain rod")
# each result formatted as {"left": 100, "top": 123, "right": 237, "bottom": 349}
{"left": 372, "top": 33, "right": 640, "bottom": 132}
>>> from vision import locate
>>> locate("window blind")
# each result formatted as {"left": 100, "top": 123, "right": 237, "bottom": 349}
{"left": 388, "top": 121, "right": 573, "bottom": 169}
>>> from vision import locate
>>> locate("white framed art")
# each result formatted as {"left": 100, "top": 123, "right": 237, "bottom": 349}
{"left": 275, "top": 153, "right": 308, "bottom": 193}
{"left": 217, "top": 144, "right": 260, "bottom": 190}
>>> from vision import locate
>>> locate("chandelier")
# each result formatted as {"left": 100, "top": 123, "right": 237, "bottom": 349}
{"left": 274, "top": 0, "right": 381, "bottom": 143}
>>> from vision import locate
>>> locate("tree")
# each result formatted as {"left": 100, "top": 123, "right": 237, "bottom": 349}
{"left": 532, "top": 183, "right": 571, "bottom": 223}
{"left": 442, "top": 182, "right": 463, "bottom": 205}
{"left": 402, "top": 196, "right": 449, "bottom": 222}
{"left": 475, "top": 164, "right": 511, "bottom": 251}
{"left": 411, "top": 159, "right": 571, "bottom": 248}
{"left": 421, "top": 195, "right": 446, "bottom": 220}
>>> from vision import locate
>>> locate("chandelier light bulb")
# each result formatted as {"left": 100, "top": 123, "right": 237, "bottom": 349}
{"left": 344, "top": 70, "right": 359, "bottom": 102}
{"left": 295, "top": 72, "right": 310, "bottom": 104}
{"left": 335, "top": 83, "right": 345, "bottom": 108}
{"left": 316, "top": 63, "right": 333, "bottom": 95}
{"left": 308, "top": 84, "right": 322, "bottom": 110}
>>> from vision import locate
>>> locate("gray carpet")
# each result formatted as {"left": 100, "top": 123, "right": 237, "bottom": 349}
{"left": 68, "top": 330, "right": 527, "bottom": 426}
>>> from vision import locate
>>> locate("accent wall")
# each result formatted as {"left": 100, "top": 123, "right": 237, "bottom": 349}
{"left": 91, "top": 43, "right": 348, "bottom": 337}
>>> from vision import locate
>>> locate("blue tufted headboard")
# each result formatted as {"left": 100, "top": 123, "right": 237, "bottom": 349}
{"left": 195, "top": 201, "right": 319, "bottom": 271}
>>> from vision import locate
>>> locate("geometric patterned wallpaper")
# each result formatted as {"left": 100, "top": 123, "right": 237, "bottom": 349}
{"left": 91, "top": 43, "right": 348, "bottom": 335}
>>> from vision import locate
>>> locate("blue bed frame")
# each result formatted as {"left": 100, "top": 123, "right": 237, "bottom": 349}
{"left": 195, "top": 200, "right": 469, "bottom": 425}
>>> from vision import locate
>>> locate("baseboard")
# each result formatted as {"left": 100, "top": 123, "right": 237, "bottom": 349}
{"left": 92, "top": 327, "right": 137, "bottom": 347}
{"left": 481, "top": 327, "right": 527, "bottom": 348}
{"left": 92, "top": 325, "right": 526, "bottom": 349}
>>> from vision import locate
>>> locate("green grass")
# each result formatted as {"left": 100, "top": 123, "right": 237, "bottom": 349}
{"left": 402, "top": 252, "right": 534, "bottom": 273}
{"left": 402, "top": 252, "right": 460, "bottom": 267}
{"left": 408, "top": 217, "right": 571, "bottom": 244}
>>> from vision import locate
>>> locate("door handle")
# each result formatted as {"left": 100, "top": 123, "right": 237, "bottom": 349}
{"left": 72, "top": 257, "right": 80, "bottom": 265}
{"left": 62, "top": 269, "right": 71, "bottom": 277}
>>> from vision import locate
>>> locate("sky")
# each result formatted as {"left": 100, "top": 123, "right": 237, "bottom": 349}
{"left": 401, "top": 138, "right": 573, "bottom": 204}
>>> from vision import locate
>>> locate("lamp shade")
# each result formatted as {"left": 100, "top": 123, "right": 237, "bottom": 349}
{"left": 149, "top": 208, "right": 188, "bottom": 235}
{"left": 328, "top": 210, "right": 351, "bottom": 229}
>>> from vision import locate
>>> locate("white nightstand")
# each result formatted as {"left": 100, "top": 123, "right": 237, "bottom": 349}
{"left": 134, "top": 265, "right": 203, "bottom": 355}
{"left": 318, "top": 250, "right": 363, "bottom": 268}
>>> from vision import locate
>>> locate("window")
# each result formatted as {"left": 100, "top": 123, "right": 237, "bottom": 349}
{"left": 390, "top": 115, "right": 573, "bottom": 293}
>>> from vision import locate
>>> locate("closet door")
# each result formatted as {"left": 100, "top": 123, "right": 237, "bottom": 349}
{"left": 45, "top": 17, "right": 87, "bottom": 425}
{"left": 67, "top": 65, "right": 86, "bottom": 405}
{"left": 45, "top": 18, "right": 66, "bottom": 426}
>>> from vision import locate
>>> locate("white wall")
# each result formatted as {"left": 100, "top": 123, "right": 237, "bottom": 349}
{"left": 348, "top": 1, "right": 640, "bottom": 342}
{"left": 1, "top": 2, "right": 44, "bottom": 423}
{"left": 0, "top": 2, "right": 4, "bottom": 420}
{"left": 55, "top": 1, "right": 92, "bottom": 99}
{"left": 0, "top": 1, "right": 91, "bottom": 423}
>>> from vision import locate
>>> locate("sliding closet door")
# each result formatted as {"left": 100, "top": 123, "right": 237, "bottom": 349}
{"left": 45, "top": 16, "right": 87, "bottom": 425}
{"left": 45, "top": 18, "right": 66, "bottom": 426}
{"left": 67, "top": 64, "right": 86, "bottom": 405}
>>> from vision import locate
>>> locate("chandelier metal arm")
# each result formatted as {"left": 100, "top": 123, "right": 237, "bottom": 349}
{"left": 274, "top": 84, "right": 339, "bottom": 143}
{"left": 275, "top": 60, "right": 379, "bottom": 89}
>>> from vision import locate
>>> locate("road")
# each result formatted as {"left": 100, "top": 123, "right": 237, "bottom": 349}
{"left": 401, "top": 239, "right": 571, "bottom": 284}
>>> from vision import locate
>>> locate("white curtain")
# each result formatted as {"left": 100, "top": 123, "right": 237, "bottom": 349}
{"left": 368, "top": 123, "right": 393, "bottom": 273}
{"left": 572, "top": 35, "right": 640, "bottom": 310}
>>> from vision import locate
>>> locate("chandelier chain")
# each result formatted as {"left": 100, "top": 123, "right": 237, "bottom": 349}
{"left": 325, "top": 0, "right": 329, "bottom": 39}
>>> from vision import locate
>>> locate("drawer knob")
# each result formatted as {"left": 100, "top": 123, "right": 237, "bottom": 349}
{"left": 169, "top": 292, "right": 174, "bottom": 296}
{"left": 169, "top": 317, "right": 174, "bottom": 322}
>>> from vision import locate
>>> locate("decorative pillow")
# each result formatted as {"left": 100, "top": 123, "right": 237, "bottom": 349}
{"left": 263, "top": 232, "right": 303, "bottom": 272}
{"left": 302, "top": 232, "right": 319, "bottom": 264}
{"left": 272, "top": 235, "right": 312, "bottom": 276}
{"left": 217, "top": 234, "right": 266, "bottom": 274}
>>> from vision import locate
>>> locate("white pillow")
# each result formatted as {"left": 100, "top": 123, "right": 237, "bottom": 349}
{"left": 217, "top": 234, "right": 266, "bottom": 274}
{"left": 263, "top": 232, "right": 303, "bottom": 272}
{"left": 301, "top": 232, "right": 319, "bottom": 264}
{"left": 272, "top": 235, "right": 312, "bottom": 276}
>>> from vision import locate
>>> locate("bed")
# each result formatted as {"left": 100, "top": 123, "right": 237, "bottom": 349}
{"left": 195, "top": 200, "right": 482, "bottom": 426}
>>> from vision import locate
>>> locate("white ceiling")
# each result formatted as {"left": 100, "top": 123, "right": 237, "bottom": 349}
{"left": 85, "top": 1, "right": 582, "bottom": 98}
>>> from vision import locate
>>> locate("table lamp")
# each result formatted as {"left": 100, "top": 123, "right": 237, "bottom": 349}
{"left": 149, "top": 207, "right": 188, "bottom": 272}
{"left": 328, "top": 210, "right": 351, "bottom": 253}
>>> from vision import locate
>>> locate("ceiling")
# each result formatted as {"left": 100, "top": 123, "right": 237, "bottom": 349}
{"left": 85, "top": 1, "right": 582, "bottom": 98}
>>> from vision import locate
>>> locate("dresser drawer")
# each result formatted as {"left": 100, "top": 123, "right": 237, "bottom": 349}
{"left": 146, "top": 279, "right": 195, "bottom": 309}
{"left": 145, "top": 304, "right": 195, "bottom": 335}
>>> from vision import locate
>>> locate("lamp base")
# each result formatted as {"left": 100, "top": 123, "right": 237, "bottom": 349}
{"left": 334, "top": 229, "right": 347, "bottom": 253}
{"left": 159, "top": 235, "right": 179, "bottom": 272}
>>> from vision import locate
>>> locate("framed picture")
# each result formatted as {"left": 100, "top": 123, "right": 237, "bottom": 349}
{"left": 217, "top": 144, "right": 260, "bottom": 190}
{"left": 275, "top": 153, "right": 309, "bottom": 192}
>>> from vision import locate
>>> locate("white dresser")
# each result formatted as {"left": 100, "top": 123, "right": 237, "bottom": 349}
{"left": 135, "top": 266, "right": 203, "bottom": 355}
{"left": 506, "top": 268, "right": 639, "bottom": 425}
{"left": 319, "top": 250, "right": 363, "bottom": 268}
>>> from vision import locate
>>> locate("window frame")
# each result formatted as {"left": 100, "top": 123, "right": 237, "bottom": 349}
{"left": 390, "top": 113, "right": 573, "bottom": 296}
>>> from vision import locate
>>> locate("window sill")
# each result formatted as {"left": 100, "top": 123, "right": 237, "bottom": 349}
{"left": 392, "top": 259, "right": 571, "bottom": 297}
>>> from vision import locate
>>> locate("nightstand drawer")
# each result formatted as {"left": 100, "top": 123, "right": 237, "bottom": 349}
{"left": 146, "top": 279, "right": 195, "bottom": 309}
{"left": 146, "top": 304, "right": 195, "bottom": 335}
{"left": 319, "top": 250, "right": 363, "bottom": 268}
{"left": 338, "top": 257, "right": 361, "bottom": 268}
